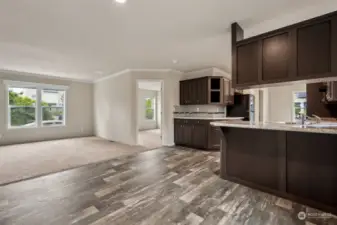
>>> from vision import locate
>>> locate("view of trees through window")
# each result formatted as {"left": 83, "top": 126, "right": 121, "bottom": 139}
{"left": 145, "top": 98, "right": 155, "bottom": 120}
{"left": 41, "top": 89, "right": 65, "bottom": 126}
{"left": 293, "top": 92, "right": 307, "bottom": 120}
{"left": 8, "top": 87, "right": 65, "bottom": 127}
{"left": 9, "top": 88, "right": 37, "bottom": 127}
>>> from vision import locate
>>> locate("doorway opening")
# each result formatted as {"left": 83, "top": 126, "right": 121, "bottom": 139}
{"left": 137, "top": 80, "right": 163, "bottom": 149}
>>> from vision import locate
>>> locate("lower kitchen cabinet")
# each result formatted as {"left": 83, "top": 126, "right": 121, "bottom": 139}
{"left": 174, "top": 119, "right": 221, "bottom": 150}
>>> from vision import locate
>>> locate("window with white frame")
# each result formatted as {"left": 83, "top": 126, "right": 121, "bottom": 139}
{"left": 145, "top": 97, "right": 155, "bottom": 120}
{"left": 6, "top": 81, "right": 67, "bottom": 128}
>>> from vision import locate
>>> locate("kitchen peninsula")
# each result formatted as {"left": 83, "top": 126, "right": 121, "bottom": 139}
{"left": 211, "top": 120, "right": 337, "bottom": 214}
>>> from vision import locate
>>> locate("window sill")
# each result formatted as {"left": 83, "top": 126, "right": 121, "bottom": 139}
{"left": 7, "top": 124, "right": 66, "bottom": 130}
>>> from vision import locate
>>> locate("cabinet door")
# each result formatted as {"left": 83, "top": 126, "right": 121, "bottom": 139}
{"left": 191, "top": 122, "right": 207, "bottom": 149}
{"left": 262, "top": 32, "right": 290, "bottom": 81}
{"left": 208, "top": 126, "right": 221, "bottom": 150}
{"left": 297, "top": 20, "right": 331, "bottom": 78}
{"left": 237, "top": 41, "right": 259, "bottom": 85}
{"left": 195, "top": 78, "right": 208, "bottom": 105}
{"left": 174, "top": 120, "right": 183, "bottom": 145}
{"left": 179, "top": 82, "right": 184, "bottom": 105}
{"left": 189, "top": 79, "right": 197, "bottom": 105}
{"left": 182, "top": 124, "right": 193, "bottom": 146}
{"left": 180, "top": 81, "right": 187, "bottom": 105}
{"left": 287, "top": 132, "right": 337, "bottom": 207}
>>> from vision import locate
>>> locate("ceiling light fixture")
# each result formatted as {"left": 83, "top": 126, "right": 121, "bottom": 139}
{"left": 115, "top": 0, "right": 127, "bottom": 4}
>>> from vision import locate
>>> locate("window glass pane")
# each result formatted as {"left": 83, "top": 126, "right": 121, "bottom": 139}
{"left": 41, "top": 89, "right": 65, "bottom": 126}
{"left": 8, "top": 87, "right": 37, "bottom": 127}
{"left": 145, "top": 98, "right": 155, "bottom": 120}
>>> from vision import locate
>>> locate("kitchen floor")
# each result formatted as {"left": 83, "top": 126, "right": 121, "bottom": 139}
{"left": 0, "top": 137, "right": 148, "bottom": 185}
{"left": 0, "top": 147, "right": 335, "bottom": 225}
{"left": 138, "top": 129, "right": 162, "bottom": 149}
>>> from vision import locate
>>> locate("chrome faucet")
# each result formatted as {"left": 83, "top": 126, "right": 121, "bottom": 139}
{"left": 307, "top": 114, "right": 322, "bottom": 124}
{"left": 301, "top": 114, "right": 322, "bottom": 126}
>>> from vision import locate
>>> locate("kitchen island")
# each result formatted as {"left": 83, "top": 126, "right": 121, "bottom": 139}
{"left": 210, "top": 121, "right": 337, "bottom": 215}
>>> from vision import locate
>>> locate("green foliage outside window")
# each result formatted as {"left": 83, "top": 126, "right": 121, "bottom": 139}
{"left": 9, "top": 90, "right": 54, "bottom": 126}
{"left": 145, "top": 98, "right": 154, "bottom": 120}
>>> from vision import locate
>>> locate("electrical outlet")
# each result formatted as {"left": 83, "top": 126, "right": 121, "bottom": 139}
{"left": 0, "top": 134, "right": 3, "bottom": 139}
{"left": 80, "top": 127, "right": 84, "bottom": 133}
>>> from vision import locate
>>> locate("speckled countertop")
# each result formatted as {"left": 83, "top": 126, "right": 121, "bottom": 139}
{"left": 174, "top": 117, "right": 244, "bottom": 120}
{"left": 210, "top": 121, "right": 337, "bottom": 134}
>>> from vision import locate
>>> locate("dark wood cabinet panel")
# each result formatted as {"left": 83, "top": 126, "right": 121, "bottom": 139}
{"left": 182, "top": 124, "right": 192, "bottom": 145}
{"left": 180, "top": 77, "right": 231, "bottom": 106}
{"left": 297, "top": 21, "right": 331, "bottom": 77}
{"left": 287, "top": 132, "right": 337, "bottom": 207}
{"left": 262, "top": 32, "right": 290, "bottom": 81}
{"left": 208, "top": 126, "right": 221, "bottom": 149}
{"left": 225, "top": 128, "right": 279, "bottom": 190}
{"left": 232, "top": 11, "right": 337, "bottom": 88}
{"left": 237, "top": 41, "right": 259, "bottom": 85}
{"left": 174, "top": 119, "right": 221, "bottom": 150}
{"left": 332, "top": 16, "right": 337, "bottom": 73}
{"left": 192, "top": 123, "right": 208, "bottom": 149}
{"left": 196, "top": 78, "right": 208, "bottom": 104}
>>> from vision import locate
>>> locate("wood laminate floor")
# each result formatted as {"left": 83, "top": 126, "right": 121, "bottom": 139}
{"left": 0, "top": 147, "right": 336, "bottom": 225}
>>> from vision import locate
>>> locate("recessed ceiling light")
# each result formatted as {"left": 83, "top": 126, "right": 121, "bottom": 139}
{"left": 172, "top": 59, "right": 178, "bottom": 64}
{"left": 115, "top": 0, "right": 127, "bottom": 4}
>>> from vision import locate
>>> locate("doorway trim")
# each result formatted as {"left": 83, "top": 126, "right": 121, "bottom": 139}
{"left": 136, "top": 79, "right": 164, "bottom": 146}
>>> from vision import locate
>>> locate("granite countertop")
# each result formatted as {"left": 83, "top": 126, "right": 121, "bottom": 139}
{"left": 174, "top": 117, "right": 244, "bottom": 120}
{"left": 210, "top": 121, "right": 337, "bottom": 134}
{"left": 174, "top": 117, "right": 227, "bottom": 120}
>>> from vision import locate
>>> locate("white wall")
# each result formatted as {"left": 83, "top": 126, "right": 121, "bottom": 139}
{"left": 94, "top": 70, "right": 181, "bottom": 146}
{"left": 138, "top": 89, "right": 158, "bottom": 131}
{"left": 263, "top": 84, "right": 306, "bottom": 122}
{"left": 94, "top": 71, "right": 135, "bottom": 144}
{"left": 0, "top": 72, "right": 94, "bottom": 145}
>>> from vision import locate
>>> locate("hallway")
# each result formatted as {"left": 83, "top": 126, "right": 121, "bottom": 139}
{"left": 138, "top": 129, "right": 162, "bottom": 149}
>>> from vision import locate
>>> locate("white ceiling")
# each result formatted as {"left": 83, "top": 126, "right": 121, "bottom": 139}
{"left": 0, "top": 0, "right": 330, "bottom": 81}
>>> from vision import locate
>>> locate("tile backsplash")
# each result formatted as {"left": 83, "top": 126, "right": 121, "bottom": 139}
{"left": 174, "top": 105, "right": 226, "bottom": 113}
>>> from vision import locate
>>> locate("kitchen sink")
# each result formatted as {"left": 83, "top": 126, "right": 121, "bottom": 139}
{"left": 306, "top": 123, "right": 337, "bottom": 128}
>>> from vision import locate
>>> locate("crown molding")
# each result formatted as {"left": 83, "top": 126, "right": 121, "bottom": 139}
{"left": 94, "top": 69, "right": 131, "bottom": 83}
{"left": 94, "top": 68, "right": 182, "bottom": 83}
{"left": 0, "top": 69, "right": 93, "bottom": 84}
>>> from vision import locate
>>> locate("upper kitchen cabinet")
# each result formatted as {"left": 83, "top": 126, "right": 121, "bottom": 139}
{"left": 262, "top": 32, "right": 292, "bottom": 81}
{"left": 236, "top": 41, "right": 259, "bottom": 85}
{"left": 180, "top": 77, "right": 233, "bottom": 105}
{"left": 297, "top": 20, "right": 331, "bottom": 78}
{"left": 232, "top": 11, "right": 337, "bottom": 88}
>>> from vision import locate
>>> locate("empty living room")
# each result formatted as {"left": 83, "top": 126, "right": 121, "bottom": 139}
{"left": 1, "top": 0, "right": 337, "bottom": 225}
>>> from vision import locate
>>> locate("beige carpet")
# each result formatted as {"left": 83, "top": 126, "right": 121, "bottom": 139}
{"left": 0, "top": 137, "right": 149, "bottom": 185}
{"left": 138, "top": 129, "right": 162, "bottom": 149}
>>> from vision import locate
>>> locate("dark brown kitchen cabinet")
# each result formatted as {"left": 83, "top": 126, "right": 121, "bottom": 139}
{"left": 232, "top": 10, "right": 337, "bottom": 88}
{"left": 180, "top": 77, "right": 233, "bottom": 105}
{"left": 262, "top": 32, "right": 291, "bottom": 81}
{"left": 208, "top": 126, "right": 221, "bottom": 150}
{"left": 174, "top": 119, "right": 222, "bottom": 150}
{"left": 297, "top": 21, "right": 331, "bottom": 78}
{"left": 236, "top": 41, "right": 259, "bottom": 85}
{"left": 191, "top": 122, "right": 208, "bottom": 149}
{"left": 286, "top": 132, "right": 337, "bottom": 207}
